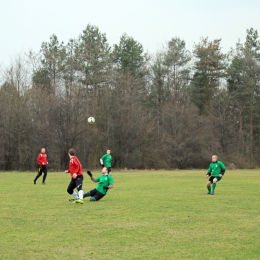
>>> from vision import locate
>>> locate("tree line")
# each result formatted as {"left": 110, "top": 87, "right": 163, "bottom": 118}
{"left": 0, "top": 25, "right": 260, "bottom": 171}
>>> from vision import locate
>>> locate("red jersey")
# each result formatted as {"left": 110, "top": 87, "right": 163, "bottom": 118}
{"left": 37, "top": 152, "right": 48, "bottom": 165}
{"left": 68, "top": 156, "right": 82, "bottom": 177}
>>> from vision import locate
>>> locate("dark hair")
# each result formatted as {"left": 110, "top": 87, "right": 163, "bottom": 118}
{"left": 68, "top": 149, "right": 76, "bottom": 156}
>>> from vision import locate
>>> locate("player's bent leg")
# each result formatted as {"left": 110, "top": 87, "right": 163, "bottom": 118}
{"left": 75, "top": 175, "right": 84, "bottom": 199}
{"left": 34, "top": 170, "right": 43, "bottom": 184}
{"left": 83, "top": 191, "right": 90, "bottom": 198}
{"left": 42, "top": 167, "right": 47, "bottom": 184}
{"left": 67, "top": 180, "right": 76, "bottom": 195}
{"left": 93, "top": 192, "right": 105, "bottom": 201}
{"left": 76, "top": 182, "right": 83, "bottom": 199}
{"left": 211, "top": 178, "right": 218, "bottom": 195}
{"left": 207, "top": 181, "right": 212, "bottom": 194}
{"left": 72, "top": 177, "right": 84, "bottom": 204}
{"left": 78, "top": 190, "right": 84, "bottom": 200}
{"left": 84, "top": 189, "right": 97, "bottom": 199}
{"left": 67, "top": 187, "right": 74, "bottom": 195}
{"left": 68, "top": 191, "right": 79, "bottom": 201}
{"left": 67, "top": 183, "right": 74, "bottom": 195}
{"left": 90, "top": 192, "right": 105, "bottom": 201}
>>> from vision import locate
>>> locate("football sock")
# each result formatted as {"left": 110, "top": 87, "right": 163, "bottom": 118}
{"left": 43, "top": 173, "right": 47, "bottom": 183}
{"left": 212, "top": 183, "right": 216, "bottom": 192}
{"left": 207, "top": 186, "right": 211, "bottom": 192}
{"left": 83, "top": 192, "right": 90, "bottom": 198}
{"left": 72, "top": 191, "right": 79, "bottom": 199}
{"left": 78, "top": 190, "right": 83, "bottom": 200}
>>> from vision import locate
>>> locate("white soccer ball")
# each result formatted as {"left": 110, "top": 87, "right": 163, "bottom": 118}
{"left": 88, "top": 116, "right": 95, "bottom": 124}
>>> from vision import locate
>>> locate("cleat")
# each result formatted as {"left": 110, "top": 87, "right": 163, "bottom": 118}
{"left": 207, "top": 192, "right": 211, "bottom": 194}
{"left": 42, "top": 182, "right": 45, "bottom": 185}
{"left": 73, "top": 199, "right": 84, "bottom": 204}
{"left": 211, "top": 192, "right": 214, "bottom": 195}
{"left": 69, "top": 198, "right": 78, "bottom": 202}
{"left": 34, "top": 180, "right": 36, "bottom": 185}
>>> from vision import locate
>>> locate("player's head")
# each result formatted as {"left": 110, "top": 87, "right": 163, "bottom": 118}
{"left": 107, "top": 149, "right": 111, "bottom": 154}
{"left": 68, "top": 148, "right": 76, "bottom": 156}
{"left": 212, "top": 155, "right": 218, "bottom": 162}
{"left": 102, "top": 166, "right": 108, "bottom": 174}
{"left": 41, "top": 148, "right": 46, "bottom": 153}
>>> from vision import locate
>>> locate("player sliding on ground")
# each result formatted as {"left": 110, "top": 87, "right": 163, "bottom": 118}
{"left": 83, "top": 167, "right": 114, "bottom": 201}
{"left": 206, "top": 155, "right": 226, "bottom": 195}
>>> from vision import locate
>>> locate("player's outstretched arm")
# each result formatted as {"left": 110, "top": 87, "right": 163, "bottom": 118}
{"left": 91, "top": 176, "right": 97, "bottom": 182}
{"left": 87, "top": 170, "right": 97, "bottom": 182}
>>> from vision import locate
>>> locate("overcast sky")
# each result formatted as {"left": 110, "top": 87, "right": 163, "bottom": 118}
{"left": 1, "top": 0, "right": 260, "bottom": 67}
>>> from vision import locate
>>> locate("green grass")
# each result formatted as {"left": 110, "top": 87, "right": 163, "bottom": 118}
{"left": 0, "top": 170, "right": 259, "bottom": 260}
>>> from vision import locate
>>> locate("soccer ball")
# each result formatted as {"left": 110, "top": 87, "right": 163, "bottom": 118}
{"left": 88, "top": 116, "right": 95, "bottom": 124}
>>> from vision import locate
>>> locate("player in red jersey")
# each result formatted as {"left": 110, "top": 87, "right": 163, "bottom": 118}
{"left": 65, "top": 148, "right": 84, "bottom": 204}
{"left": 34, "top": 148, "right": 48, "bottom": 185}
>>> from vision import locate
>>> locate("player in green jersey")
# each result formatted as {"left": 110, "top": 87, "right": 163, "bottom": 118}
{"left": 83, "top": 167, "right": 114, "bottom": 201}
{"left": 206, "top": 155, "right": 226, "bottom": 195}
{"left": 100, "top": 149, "right": 113, "bottom": 173}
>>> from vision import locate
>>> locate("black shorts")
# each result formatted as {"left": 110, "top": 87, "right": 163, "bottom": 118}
{"left": 39, "top": 165, "right": 47, "bottom": 174}
{"left": 107, "top": 167, "right": 112, "bottom": 173}
{"left": 209, "top": 176, "right": 222, "bottom": 183}
{"left": 67, "top": 175, "right": 84, "bottom": 194}
{"left": 89, "top": 189, "right": 105, "bottom": 201}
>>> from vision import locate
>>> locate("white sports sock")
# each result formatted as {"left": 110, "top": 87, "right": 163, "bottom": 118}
{"left": 78, "top": 190, "right": 83, "bottom": 200}
{"left": 72, "top": 191, "right": 79, "bottom": 199}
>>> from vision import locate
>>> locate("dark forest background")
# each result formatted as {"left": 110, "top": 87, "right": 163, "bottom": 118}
{"left": 1, "top": 25, "right": 260, "bottom": 171}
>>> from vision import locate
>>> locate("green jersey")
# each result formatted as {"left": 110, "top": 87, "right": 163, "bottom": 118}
{"left": 95, "top": 174, "right": 114, "bottom": 195}
{"left": 100, "top": 154, "right": 112, "bottom": 167}
{"left": 207, "top": 161, "right": 226, "bottom": 177}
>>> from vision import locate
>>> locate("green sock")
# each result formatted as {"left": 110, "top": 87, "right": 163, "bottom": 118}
{"left": 83, "top": 191, "right": 90, "bottom": 198}
{"left": 212, "top": 183, "right": 216, "bottom": 192}
{"left": 207, "top": 186, "right": 211, "bottom": 192}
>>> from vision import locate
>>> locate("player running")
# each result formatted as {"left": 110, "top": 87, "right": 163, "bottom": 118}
{"left": 34, "top": 148, "right": 48, "bottom": 185}
{"left": 206, "top": 155, "right": 226, "bottom": 195}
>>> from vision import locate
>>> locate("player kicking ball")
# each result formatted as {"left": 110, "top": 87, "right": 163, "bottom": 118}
{"left": 206, "top": 155, "right": 226, "bottom": 195}
{"left": 83, "top": 167, "right": 114, "bottom": 201}
{"left": 65, "top": 149, "right": 84, "bottom": 204}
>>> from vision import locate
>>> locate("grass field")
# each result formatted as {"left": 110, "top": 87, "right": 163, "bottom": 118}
{"left": 0, "top": 170, "right": 259, "bottom": 260}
